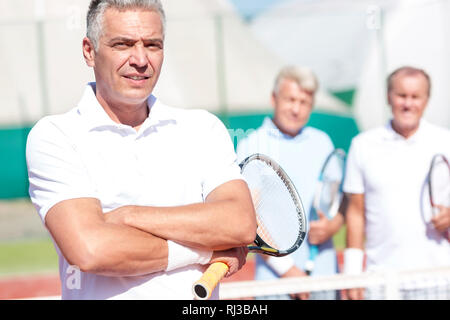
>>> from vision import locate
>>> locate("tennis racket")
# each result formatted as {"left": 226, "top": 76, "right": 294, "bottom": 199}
{"left": 192, "top": 153, "right": 307, "bottom": 300}
{"left": 427, "top": 154, "right": 450, "bottom": 241}
{"left": 305, "top": 148, "right": 346, "bottom": 276}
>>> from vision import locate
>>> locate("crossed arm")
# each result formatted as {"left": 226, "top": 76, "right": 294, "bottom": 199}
{"left": 45, "top": 179, "right": 257, "bottom": 277}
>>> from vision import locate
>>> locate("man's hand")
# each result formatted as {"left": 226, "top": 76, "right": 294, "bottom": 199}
{"left": 309, "top": 210, "right": 334, "bottom": 245}
{"left": 282, "top": 266, "right": 310, "bottom": 300}
{"left": 341, "top": 287, "right": 365, "bottom": 300}
{"left": 209, "top": 247, "right": 249, "bottom": 277}
{"left": 431, "top": 205, "right": 450, "bottom": 233}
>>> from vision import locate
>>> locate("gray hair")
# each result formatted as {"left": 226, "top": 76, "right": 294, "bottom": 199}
{"left": 86, "top": 0, "right": 166, "bottom": 51}
{"left": 387, "top": 66, "right": 431, "bottom": 97}
{"left": 273, "top": 65, "right": 319, "bottom": 95}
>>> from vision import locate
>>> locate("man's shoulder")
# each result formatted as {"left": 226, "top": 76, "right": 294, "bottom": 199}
{"left": 235, "top": 121, "right": 270, "bottom": 146}
{"left": 27, "top": 109, "right": 80, "bottom": 145}
{"left": 350, "top": 126, "right": 386, "bottom": 144}
{"left": 303, "top": 126, "right": 333, "bottom": 141}
{"left": 423, "top": 120, "right": 450, "bottom": 137}
{"left": 157, "top": 102, "right": 221, "bottom": 126}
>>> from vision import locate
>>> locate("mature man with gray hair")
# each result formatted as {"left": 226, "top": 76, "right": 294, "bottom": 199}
{"left": 26, "top": 0, "right": 256, "bottom": 300}
{"left": 237, "top": 65, "right": 345, "bottom": 300}
{"left": 342, "top": 66, "right": 450, "bottom": 300}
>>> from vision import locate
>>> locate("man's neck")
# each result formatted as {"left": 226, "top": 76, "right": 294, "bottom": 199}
{"left": 391, "top": 120, "right": 420, "bottom": 139}
{"left": 272, "top": 118, "right": 302, "bottom": 138}
{"left": 96, "top": 92, "right": 149, "bottom": 131}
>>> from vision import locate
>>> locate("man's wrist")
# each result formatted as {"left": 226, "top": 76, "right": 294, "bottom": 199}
{"left": 266, "top": 255, "right": 295, "bottom": 276}
{"left": 166, "top": 240, "right": 213, "bottom": 272}
{"left": 343, "top": 248, "right": 364, "bottom": 275}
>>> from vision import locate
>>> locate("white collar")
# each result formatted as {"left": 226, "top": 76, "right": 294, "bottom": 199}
{"left": 77, "top": 83, "right": 165, "bottom": 134}
{"left": 261, "top": 117, "right": 308, "bottom": 141}
{"left": 382, "top": 119, "right": 429, "bottom": 143}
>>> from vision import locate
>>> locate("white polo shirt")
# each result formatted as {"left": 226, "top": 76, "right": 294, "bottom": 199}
{"left": 343, "top": 120, "right": 450, "bottom": 272}
{"left": 26, "top": 83, "right": 242, "bottom": 299}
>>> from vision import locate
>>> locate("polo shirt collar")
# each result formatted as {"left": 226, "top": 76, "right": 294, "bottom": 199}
{"left": 262, "top": 117, "right": 307, "bottom": 141}
{"left": 383, "top": 118, "right": 429, "bottom": 143}
{"left": 77, "top": 82, "right": 161, "bottom": 133}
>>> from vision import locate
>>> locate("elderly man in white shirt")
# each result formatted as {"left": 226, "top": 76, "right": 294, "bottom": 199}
{"left": 25, "top": 0, "right": 256, "bottom": 300}
{"left": 342, "top": 66, "right": 450, "bottom": 300}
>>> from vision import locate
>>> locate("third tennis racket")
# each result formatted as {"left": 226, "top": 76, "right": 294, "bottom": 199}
{"left": 427, "top": 154, "right": 450, "bottom": 241}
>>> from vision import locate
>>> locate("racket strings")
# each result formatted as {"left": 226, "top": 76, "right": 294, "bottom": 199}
{"left": 429, "top": 156, "right": 450, "bottom": 208}
{"left": 255, "top": 215, "right": 278, "bottom": 248}
{"left": 243, "top": 160, "right": 302, "bottom": 251}
{"left": 248, "top": 167, "right": 280, "bottom": 243}
{"left": 315, "top": 152, "right": 345, "bottom": 218}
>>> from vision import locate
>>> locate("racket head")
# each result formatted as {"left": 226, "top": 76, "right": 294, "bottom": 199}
{"left": 428, "top": 154, "right": 450, "bottom": 215}
{"left": 312, "top": 149, "right": 346, "bottom": 219}
{"left": 239, "top": 153, "right": 307, "bottom": 257}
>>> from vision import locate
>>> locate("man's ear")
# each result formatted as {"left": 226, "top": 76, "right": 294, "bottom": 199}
{"left": 270, "top": 92, "right": 277, "bottom": 110}
{"left": 82, "top": 37, "right": 96, "bottom": 67}
{"left": 386, "top": 90, "right": 393, "bottom": 107}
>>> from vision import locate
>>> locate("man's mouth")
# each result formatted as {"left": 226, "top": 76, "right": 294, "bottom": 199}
{"left": 124, "top": 75, "right": 150, "bottom": 81}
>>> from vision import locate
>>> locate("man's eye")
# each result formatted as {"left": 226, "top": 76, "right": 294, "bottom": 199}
{"left": 113, "top": 43, "right": 130, "bottom": 49}
{"left": 146, "top": 43, "right": 163, "bottom": 50}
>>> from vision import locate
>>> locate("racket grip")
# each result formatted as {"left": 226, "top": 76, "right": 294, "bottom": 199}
{"left": 192, "top": 262, "right": 229, "bottom": 300}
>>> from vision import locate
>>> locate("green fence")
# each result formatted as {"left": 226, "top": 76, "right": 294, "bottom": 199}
{"left": 0, "top": 110, "right": 359, "bottom": 200}
{"left": 221, "top": 110, "right": 359, "bottom": 152}
{"left": 0, "top": 127, "right": 31, "bottom": 199}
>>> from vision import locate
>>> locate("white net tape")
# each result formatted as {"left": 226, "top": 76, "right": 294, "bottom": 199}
{"left": 220, "top": 266, "right": 450, "bottom": 300}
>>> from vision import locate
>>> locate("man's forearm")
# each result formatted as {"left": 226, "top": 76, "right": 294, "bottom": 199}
{"left": 105, "top": 180, "right": 257, "bottom": 251}
{"left": 329, "top": 212, "right": 345, "bottom": 238}
{"left": 343, "top": 203, "right": 365, "bottom": 276}
{"left": 345, "top": 193, "right": 365, "bottom": 249}
{"left": 46, "top": 198, "right": 191, "bottom": 278}
{"left": 106, "top": 199, "right": 254, "bottom": 251}
{"left": 92, "top": 227, "right": 168, "bottom": 276}
{"left": 346, "top": 211, "right": 365, "bottom": 249}
{"left": 62, "top": 218, "right": 169, "bottom": 277}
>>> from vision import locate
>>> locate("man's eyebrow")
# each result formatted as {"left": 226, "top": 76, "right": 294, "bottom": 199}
{"left": 143, "top": 38, "right": 164, "bottom": 44}
{"left": 108, "top": 37, "right": 135, "bottom": 43}
{"left": 108, "top": 37, "right": 163, "bottom": 43}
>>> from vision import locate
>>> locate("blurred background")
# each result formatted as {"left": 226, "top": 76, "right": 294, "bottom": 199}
{"left": 0, "top": 0, "right": 449, "bottom": 299}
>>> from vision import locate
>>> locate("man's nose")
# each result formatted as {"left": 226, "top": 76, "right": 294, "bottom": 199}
{"left": 291, "top": 102, "right": 301, "bottom": 115}
{"left": 404, "top": 96, "right": 414, "bottom": 107}
{"left": 129, "top": 45, "right": 148, "bottom": 68}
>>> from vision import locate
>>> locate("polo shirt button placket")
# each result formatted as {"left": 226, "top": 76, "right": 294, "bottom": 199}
{"left": 132, "top": 138, "right": 144, "bottom": 176}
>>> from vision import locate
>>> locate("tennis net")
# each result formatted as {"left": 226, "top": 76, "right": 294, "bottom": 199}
{"left": 220, "top": 266, "right": 450, "bottom": 300}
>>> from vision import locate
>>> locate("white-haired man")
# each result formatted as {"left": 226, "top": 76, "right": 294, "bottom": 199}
{"left": 342, "top": 66, "right": 450, "bottom": 300}
{"left": 237, "top": 66, "right": 345, "bottom": 300}
{"left": 26, "top": 0, "right": 256, "bottom": 300}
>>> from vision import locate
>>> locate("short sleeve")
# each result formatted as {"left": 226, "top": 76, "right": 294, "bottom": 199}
{"left": 342, "top": 137, "right": 365, "bottom": 194}
{"left": 236, "top": 135, "right": 251, "bottom": 163}
{"left": 199, "top": 113, "right": 243, "bottom": 199}
{"left": 26, "top": 118, "right": 98, "bottom": 223}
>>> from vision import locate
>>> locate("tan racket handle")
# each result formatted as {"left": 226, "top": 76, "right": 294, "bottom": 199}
{"left": 192, "top": 262, "right": 229, "bottom": 300}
